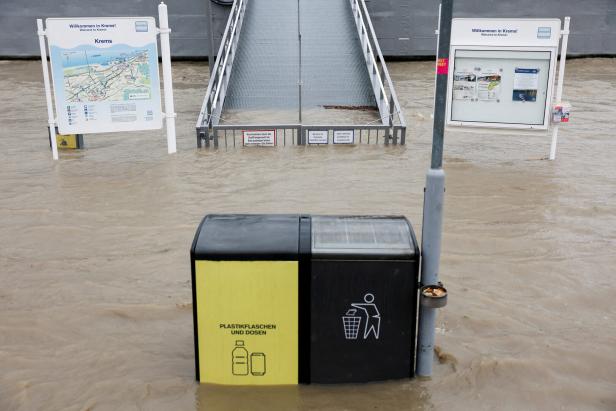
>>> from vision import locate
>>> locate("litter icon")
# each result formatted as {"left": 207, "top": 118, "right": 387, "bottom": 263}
{"left": 342, "top": 309, "right": 362, "bottom": 339}
{"left": 342, "top": 293, "right": 381, "bottom": 340}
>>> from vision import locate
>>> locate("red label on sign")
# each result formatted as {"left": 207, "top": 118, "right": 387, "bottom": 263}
{"left": 437, "top": 58, "right": 449, "bottom": 75}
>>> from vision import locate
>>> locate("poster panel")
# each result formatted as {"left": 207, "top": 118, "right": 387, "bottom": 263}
{"left": 449, "top": 49, "right": 551, "bottom": 126}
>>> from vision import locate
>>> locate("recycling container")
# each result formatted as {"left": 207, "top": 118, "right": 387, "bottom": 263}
{"left": 191, "top": 214, "right": 419, "bottom": 385}
{"left": 190, "top": 214, "right": 306, "bottom": 385}
{"left": 309, "top": 216, "right": 420, "bottom": 383}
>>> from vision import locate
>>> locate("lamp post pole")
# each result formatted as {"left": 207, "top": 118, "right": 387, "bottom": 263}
{"left": 415, "top": 0, "right": 453, "bottom": 377}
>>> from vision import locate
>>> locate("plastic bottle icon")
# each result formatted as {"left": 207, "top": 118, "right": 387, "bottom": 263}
{"left": 232, "top": 340, "right": 249, "bottom": 376}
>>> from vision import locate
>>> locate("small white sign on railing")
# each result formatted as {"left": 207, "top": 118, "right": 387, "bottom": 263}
{"left": 243, "top": 130, "right": 276, "bottom": 147}
{"left": 308, "top": 130, "right": 328, "bottom": 145}
{"left": 333, "top": 130, "right": 355, "bottom": 144}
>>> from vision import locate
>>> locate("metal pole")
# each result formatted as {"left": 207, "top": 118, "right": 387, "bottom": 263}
{"left": 205, "top": 0, "right": 216, "bottom": 76}
{"left": 37, "top": 19, "right": 59, "bottom": 161}
{"left": 549, "top": 17, "right": 570, "bottom": 161}
{"left": 297, "top": 0, "right": 303, "bottom": 133}
{"left": 415, "top": 0, "right": 453, "bottom": 377}
{"left": 158, "top": 2, "right": 177, "bottom": 154}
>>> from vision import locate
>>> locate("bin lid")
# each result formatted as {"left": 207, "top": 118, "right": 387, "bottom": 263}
{"left": 192, "top": 214, "right": 300, "bottom": 260}
{"left": 311, "top": 216, "right": 418, "bottom": 259}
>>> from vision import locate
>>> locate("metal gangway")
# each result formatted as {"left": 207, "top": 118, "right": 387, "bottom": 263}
{"left": 196, "top": 0, "right": 406, "bottom": 147}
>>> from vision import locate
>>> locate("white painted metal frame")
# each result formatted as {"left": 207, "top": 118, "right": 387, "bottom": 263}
{"left": 350, "top": 0, "right": 407, "bottom": 135}
{"left": 37, "top": 2, "right": 177, "bottom": 159}
{"left": 36, "top": 19, "right": 59, "bottom": 160}
{"left": 195, "top": 0, "right": 247, "bottom": 146}
{"left": 549, "top": 17, "right": 571, "bottom": 160}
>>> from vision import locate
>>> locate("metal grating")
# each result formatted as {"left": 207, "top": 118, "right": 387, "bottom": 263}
{"left": 300, "top": 0, "right": 376, "bottom": 108}
{"left": 223, "top": 0, "right": 375, "bottom": 112}
{"left": 223, "top": 0, "right": 300, "bottom": 110}
{"left": 196, "top": 0, "right": 407, "bottom": 146}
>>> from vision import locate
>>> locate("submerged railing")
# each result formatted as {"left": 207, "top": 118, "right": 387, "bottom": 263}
{"left": 195, "top": 0, "right": 407, "bottom": 147}
{"left": 209, "top": 124, "right": 398, "bottom": 148}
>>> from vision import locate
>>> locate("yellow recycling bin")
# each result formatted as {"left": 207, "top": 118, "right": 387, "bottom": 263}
{"left": 190, "top": 215, "right": 305, "bottom": 385}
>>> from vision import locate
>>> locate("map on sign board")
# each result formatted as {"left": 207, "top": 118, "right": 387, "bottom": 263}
{"left": 62, "top": 48, "right": 152, "bottom": 103}
{"left": 46, "top": 18, "right": 162, "bottom": 134}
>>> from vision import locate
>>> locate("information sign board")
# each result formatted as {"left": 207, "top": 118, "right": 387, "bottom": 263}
{"left": 46, "top": 17, "right": 162, "bottom": 135}
{"left": 446, "top": 19, "right": 561, "bottom": 130}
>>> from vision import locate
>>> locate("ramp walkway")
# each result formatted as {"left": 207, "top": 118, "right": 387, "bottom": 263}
{"left": 196, "top": 0, "right": 406, "bottom": 147}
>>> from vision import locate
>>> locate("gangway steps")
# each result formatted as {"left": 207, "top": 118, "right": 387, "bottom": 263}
{"left": 196, "top": 0, "right": 407, "bottom": 146}
{"left": 224, "top": 0, "right": 375, "bottom": 112}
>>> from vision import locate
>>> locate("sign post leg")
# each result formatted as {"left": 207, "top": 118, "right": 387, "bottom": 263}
{"left": 158, "top": 2, "right": 177, "bottom": 154}
{"left": 549, "top": 17, "right": 570, "bottom": 161}
{"left": 37, "top": 19, "right": 58, "bottom": 161}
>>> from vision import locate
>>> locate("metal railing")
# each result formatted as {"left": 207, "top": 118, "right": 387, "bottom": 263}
{"left": 195, "top": 0, "right": 247, "bottom": 147}
{"left": 196, "top": 0, "right": 407, "bottom": 147}
{"left": 210, "top": 124, "right": 399, "bottom": 148}
{"left": 350, "top": 0, "right": 407, "bottom": 143}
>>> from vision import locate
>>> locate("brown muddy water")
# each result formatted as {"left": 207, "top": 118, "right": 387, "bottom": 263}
{"left": 1, "top": 58, "right": 616, "bottom": 411}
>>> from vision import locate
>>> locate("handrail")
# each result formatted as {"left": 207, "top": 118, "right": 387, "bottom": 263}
{"left": 352, "top": 0, "right": 387, "bottom": 108}
{"left": 196, "top": 0, "right": 246, "bottom": 130}
{"left": 211, "top": 0, "right": 245, "bottom": 110}
{"left": 355, "top": 0, "right": 406, "bottom": 128}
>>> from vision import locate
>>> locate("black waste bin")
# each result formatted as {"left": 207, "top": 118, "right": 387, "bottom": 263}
{"left": 191, "top": 214, "right": 419, "bottom": 385}
{"left": 309, "top": 216, "right": 420, "bottom": 383}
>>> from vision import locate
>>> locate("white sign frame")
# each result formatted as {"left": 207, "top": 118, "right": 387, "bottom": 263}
{"left": 242, "top": 129, "right": 276, "bottom": 147}
{"left": 308, "top": 130, "right": 329, "bottom": 145}
{"left": 333, "top": 130, "right": 355, "bottom": 144}
{"left": 37, "top": 2, "right": 176, "bottom": 160}
{"left": 445, "top": 18, "right": 562, "bottom": 132}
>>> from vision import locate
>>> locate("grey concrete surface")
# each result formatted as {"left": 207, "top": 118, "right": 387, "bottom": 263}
{"left": 1, "top": 0, "right": 615, "bottom": 58}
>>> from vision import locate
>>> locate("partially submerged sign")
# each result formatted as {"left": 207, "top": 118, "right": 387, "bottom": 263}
{"left": 446, "top": 18, "right": 562, "bottom": 130}
{"left": 308, "top": 130, "right": 328, "bottom": 145}
{"left": 46, "top": 17, "right": 162, "bottom": 135}
{"left": 242, "top": 130, "right": 276, "bottom": 146}
{"left": 333, "top": 130, "right": 354, "bottom": 144}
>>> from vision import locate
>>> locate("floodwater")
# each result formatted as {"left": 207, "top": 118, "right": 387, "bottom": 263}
{"left": 1, "top": 58, "right": 615, "bottom": 411}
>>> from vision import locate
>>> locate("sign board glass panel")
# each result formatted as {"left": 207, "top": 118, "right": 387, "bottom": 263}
{"left": 450, "top": 49, "right": 551, "bottom": 126}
